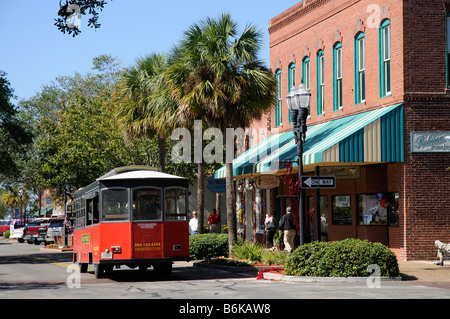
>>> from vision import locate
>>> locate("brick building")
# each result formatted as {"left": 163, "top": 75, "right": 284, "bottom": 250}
{"left": 215, "top": 0, "right": 450, "bottom": 260}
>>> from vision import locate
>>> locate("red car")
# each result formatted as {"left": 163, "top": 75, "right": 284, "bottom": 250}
{"left": 0, "top": 220, "right": 11, "bottom": 235}
{"left": 23, "top": 218, "right": 51, "bottom": 245}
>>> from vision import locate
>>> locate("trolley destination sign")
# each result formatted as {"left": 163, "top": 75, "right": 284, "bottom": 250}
{"left": 301, "top": 176, "right": 336, "bottom": 189}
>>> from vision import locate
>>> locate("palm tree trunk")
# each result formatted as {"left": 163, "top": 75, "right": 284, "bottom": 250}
{"left": 197, "top": 162, "right": 205, "bottom": 233}
{"left": 158, "top": 135, "right": 166, "bottom": 173}
{"left": 226, "top": 162, "right": 236, "bottom": 255}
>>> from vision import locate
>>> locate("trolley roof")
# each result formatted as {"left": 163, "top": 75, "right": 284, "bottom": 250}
{"left": 100, "top": 169, "right": 187, "bottom": 181}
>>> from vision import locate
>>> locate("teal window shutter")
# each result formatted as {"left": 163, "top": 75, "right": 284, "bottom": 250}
{"left": 354, "top": 32, "right": 366, "bottom": 104}
{"left": 333, "top": 42, "right": 343, "bottom": 111}
{"left": 275, "top": 69, "right": 282, "bottom": 127}
{"left": 302, "top": 56, "right": 311, "bottom": 116}
{"left": 288, "top": 63, "right": 296, "bottom": 123}
{"left": 379, "top": 19, "right": 391, "bottom": 97}
{"left": 316, "top": 50, "right": 325, "bottom": 115}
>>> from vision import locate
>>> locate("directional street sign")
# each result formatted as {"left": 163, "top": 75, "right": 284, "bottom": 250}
{"left": 301, "top": 176, "right": 336, "bottom": 189}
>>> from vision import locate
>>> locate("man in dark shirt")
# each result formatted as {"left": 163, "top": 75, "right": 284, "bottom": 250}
{"left": 279, "top": 207, "right": 296, "bottom": 252}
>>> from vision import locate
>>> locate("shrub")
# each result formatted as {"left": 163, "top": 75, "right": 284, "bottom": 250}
{"left": 285, "top": 239, "right": 399, "bottom": 277}
{"left": 189, "top": 233, "right": 229, "bottom": 260}
{"left": 261, "top": 250, "right": 289, "bottom": 266}
{"left": 3, "top": 230, "right": 10, "bottom": 238}
{"left": 232, "top": 241, "right": 265, "bottom": 262}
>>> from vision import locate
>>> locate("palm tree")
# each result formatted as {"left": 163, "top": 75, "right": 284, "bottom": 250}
{"left": 115, "top": 53, "right": 179, "bottom": 172}
{"left": 166, "top": 13, "right": 276, "bottom": 252}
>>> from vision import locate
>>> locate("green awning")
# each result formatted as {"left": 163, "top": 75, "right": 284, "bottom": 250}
{"left": 214, "top": 103, "right": 404, "bottom": 178}
{"left": 213, "top": 131, "right": 293, "bottom": 179}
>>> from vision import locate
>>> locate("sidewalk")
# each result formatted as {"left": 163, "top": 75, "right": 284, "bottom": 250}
{"left": 398, "top": 260, "right": 450, "bottom": 282}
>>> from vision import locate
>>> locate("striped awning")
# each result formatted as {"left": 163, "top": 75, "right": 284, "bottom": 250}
{"left": 214, "top": 103, "right": 403, "bottom": 178}
{"left": 213, "top": 131, "right": 293, "bottom": 179}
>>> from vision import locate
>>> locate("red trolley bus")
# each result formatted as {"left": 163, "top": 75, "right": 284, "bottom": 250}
{"left": 72, "top": 166, "right": 190, "bottom": 278}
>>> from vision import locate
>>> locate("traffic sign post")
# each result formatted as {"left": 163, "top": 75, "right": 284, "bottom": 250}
{"left": 301, "top": 176, "right": 336, "bottom": 189}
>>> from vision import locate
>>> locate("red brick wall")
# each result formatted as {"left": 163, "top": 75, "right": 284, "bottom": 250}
{"left": 267, "top": 0, "right": 450, "bottom": 261}
{"left": 401, "top": 100, "right": 450, "bottom": 260}
{"left": 269, "top": 0, "right": 405, "bottom": 132}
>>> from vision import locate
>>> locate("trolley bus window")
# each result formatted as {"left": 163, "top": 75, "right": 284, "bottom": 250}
{"left": 132, "top": 188, "right": 162, "bottom": 221}
{"left": 86, "top": 196, "right": 99, "bottom": 226}
{"left": 165, "top": 188, "right": 188, "bottom": 221}
{"left": 102, "top": 189, "right": 129, "bottom": 222}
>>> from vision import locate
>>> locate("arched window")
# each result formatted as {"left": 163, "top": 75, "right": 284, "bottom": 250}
{"left": 355, "top": 32, "right": 365, "bottom": 104}
{"left": 302, "top": 56, "right": 311, "bottom": 116}
{"left": 379, "top": 19, "right": 391, "bottom": 97}
{"left": 275, "top": 69, "right": 282, "bottom": 127}
{"left": 333, "top": 42, "right": 343, "bottom": 110}
{"left": 288, "top": 63, "right": 296, "bottom": 123}
{"left": 316, "top": 50, "right": 325, "bottom": 115}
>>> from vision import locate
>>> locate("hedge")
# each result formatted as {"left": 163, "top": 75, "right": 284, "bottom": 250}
{"left": 189, "top": 233, "right": 229, "bottom": 260}
{"left": 285, "top": 238, "right": 399, "bottom": 277}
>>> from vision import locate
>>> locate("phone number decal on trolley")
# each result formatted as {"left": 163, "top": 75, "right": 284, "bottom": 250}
{"left": 135, "top": 242, "right": 161, "bottom": 252}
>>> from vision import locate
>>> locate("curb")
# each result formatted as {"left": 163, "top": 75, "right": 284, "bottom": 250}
{"left": 193, "top": 262, "right": 283, "bottom": 273}
{"left": 40, "top": 247, "right": 73, "bottom": 253}
{"left": 263, "top": 272, "right": 403, "bottom": 283}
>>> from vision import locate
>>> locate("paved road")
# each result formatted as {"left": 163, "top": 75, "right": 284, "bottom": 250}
{"left": 0, "top": 237, "right": 449, "bottom": 302}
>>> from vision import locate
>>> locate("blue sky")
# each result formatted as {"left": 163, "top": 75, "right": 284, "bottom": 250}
{"left": 0, "top": 0, "right": 299, "bottom": 102}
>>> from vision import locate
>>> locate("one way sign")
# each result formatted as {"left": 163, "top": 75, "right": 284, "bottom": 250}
{"left": 301, "top": 176, "right": 336, "bottom": 189}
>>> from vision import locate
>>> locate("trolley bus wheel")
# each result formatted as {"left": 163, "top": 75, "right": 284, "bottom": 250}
{"left": 153, "top": 263, "right": 172, "bottom": 277}
{"left": 79, "top": 263, "right": 88, "bottom": 273}
{"left": 94, "top": 264, "right": 104, "bottom": 279}
{"left": 139, "top": 265, "right": 148, "bottom": 272}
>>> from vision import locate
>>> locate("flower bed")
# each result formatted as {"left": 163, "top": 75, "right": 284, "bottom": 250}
{"left": 208, "top": 256, "right": 256, "bottom": 267}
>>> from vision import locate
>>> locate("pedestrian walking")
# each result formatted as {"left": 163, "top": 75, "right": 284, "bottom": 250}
{"left": 265, "top": 212, "right": 277, "bottom": 249}
{"left": 189, "top": 211, "right": 199, "bottom": 235}
{"left": 279, "top": 207, "right": 296, "bottom": 252}
{"left": 207, "top": 209, "right": 221, "bottom": 233}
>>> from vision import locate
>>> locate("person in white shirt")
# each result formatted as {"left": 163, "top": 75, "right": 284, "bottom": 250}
{"left": 189, "top": 211, "right": 199, "bottom": 235}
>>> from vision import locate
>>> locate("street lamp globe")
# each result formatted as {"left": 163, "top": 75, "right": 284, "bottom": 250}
{"left": 286, "top": 82, "right": 311, "bottom": 111}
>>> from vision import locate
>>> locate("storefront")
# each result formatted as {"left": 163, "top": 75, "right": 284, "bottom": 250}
{"left": 213, "top": 103, "right": 404, "bottom": 251}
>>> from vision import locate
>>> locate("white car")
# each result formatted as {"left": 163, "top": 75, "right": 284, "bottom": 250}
{"left": 9, "top": 220, "right": 25, "bottom": 243}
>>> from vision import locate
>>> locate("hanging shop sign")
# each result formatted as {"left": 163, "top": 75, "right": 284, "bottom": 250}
{"left": 256, "top": 175, "right": 280, "bottom": 190}
{"left": 206, "top": 176, "right": 226, "bottom": 193}
{"left": 411, "top": 132, "right": 450, "bottom": 153}
{"left": 319, "top": 166, "right": 361, "bottom": 179}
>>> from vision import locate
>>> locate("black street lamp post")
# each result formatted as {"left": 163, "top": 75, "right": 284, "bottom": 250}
{"left": 286, "top": 82, "right": 311, "bottom": 246}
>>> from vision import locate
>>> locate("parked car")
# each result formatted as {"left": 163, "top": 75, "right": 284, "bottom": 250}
{"left": 0, "top": 220, "right": 11, "bottom": 235}
{"left": 9, "top": 220, "right": 26, "bottom": 243}
{"left": 23, "top": 218, "right": 50, "bottom": 245}
{"left": 45, "top": 218, "right": 65, "bottom": 244}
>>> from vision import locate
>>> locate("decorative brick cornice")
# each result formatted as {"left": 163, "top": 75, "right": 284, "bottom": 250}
{"left": 269, "top": 0, "right": 334, "bottom": 35}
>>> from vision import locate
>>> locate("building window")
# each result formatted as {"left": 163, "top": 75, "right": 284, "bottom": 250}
{"left": 275, "top": 69, "right": 282, "bottom": 127}
{"left": 333, "top": 42, "right": 343, "bottom": 110}
{"left": 302, "top": 57, "right": 311, "bottom": 116}
{"left": 355, "top": 32, "right": 366, "bottom": 104}
{"left": 288, "top": 63, "right": 296, "bottom": 123}
{"left": 379, "top": 19, "right": 391, "bottom": 97}
{"left": 316, "top": 50, "right": 325, "bottom": 115}
{"left": 357, "top": 192, "right": 398, "bottom": 226}
{"left": 332, "top": 195, "right": 352, "bottom": 225}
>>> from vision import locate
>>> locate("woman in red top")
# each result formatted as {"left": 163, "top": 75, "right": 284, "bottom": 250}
{"left": 208, "top": 209, "right": 221, "bottom": 233}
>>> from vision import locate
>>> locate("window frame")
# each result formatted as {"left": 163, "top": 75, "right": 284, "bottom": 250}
{"left": 355, "top": 32, "right": 366, "bottom": 104}
{"left": 275, "top": 69, "right": 282, "bottom": 127}
{"left": 100, "top": 187, "right": 130, "bottom": 223}
{"left": 316, "top": 50, "right": 325, "bottom": 115}
{"left": 302, "top": 56, "right": 311, "bottom": 116}
{"left": 288, "top": 63, "right": 296, "bottom": 123}
{"left": 331, "top": 194, "right": 352, "bottom": 225}
{"left": 132, "top": 186, "right": 163, "bottom": 222}
{"left": 379, "top": 19, "right": 391, "bottom": 97}
{"left": 333, "top": 42, "right": 343, "bottom": 111}
{"left": 164, "top": 187, "right": 189, "bottom": 221}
